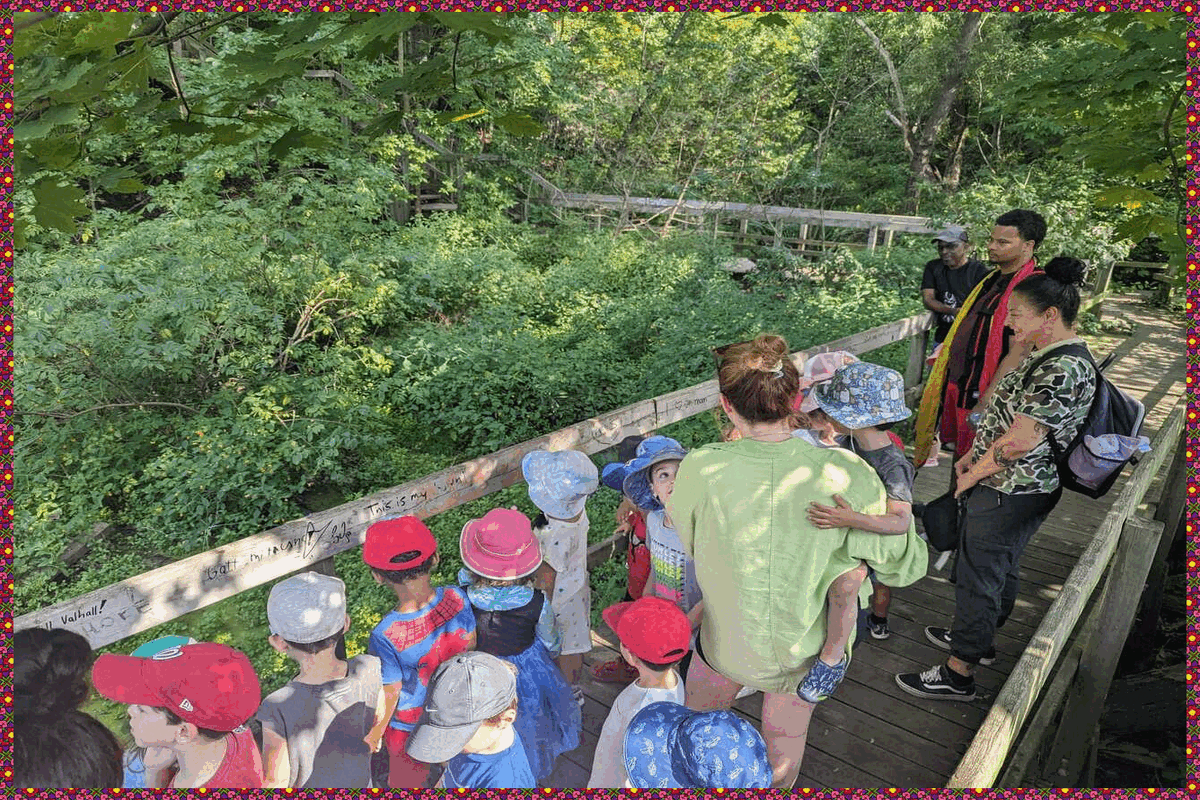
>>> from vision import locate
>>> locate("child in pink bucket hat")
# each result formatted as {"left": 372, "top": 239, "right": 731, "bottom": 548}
{"left": 457, "top": 508, "right": 581, "bottom": 782}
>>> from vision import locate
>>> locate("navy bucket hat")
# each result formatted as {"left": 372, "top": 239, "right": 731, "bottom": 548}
{"left": 600, "top": 435, "right": 688, "bottom": 511}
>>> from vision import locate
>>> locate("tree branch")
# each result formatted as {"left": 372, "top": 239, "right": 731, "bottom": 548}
{"left": 18, "top": 401, "right": 201, "bottom": 420}
{"left": 853, "top": 17, "right": 908, "bottom": 137}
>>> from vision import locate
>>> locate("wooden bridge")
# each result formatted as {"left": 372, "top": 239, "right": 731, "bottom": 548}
{"left": 547, "top": 294, "right": 1187, "bottom": 788}
{"left": 18, "top": 287, "right": 1185, "bottom": 788}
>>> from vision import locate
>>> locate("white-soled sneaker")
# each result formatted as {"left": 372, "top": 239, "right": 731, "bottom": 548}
{"left": 895, "top": 664, "right": 976, "bottom": 701}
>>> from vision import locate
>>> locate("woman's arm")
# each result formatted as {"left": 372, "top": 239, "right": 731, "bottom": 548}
{"left": 955, "top": 413, "right": 1048, "bottom": 496}
{"left": 807, "top": 495, "right": 911, "bottom": 535}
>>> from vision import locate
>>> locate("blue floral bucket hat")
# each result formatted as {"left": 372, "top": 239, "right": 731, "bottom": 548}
{"left": 600, "top": 435, "right": 688, "bottom": 511}
{"left": 624, "top": 702, "right": 771, "bottom": 788}
{"left": 812, "top": 361, "right": 911, "bottom": 430}
{"left": 521, "top": 449, "right": 599, "bottom": 520}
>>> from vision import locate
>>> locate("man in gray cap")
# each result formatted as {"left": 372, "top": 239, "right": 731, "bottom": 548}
{"left": 920, "top": 225, "right": 989, "bottom": 344}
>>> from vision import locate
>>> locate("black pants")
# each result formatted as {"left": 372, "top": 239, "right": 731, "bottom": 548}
{"left": 950, "top": 485, "right": 1061, "bottom": 664}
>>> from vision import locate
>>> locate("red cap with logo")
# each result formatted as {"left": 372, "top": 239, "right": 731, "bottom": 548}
{"left": 91, "top": 642, "right": 261, "bottom": 732}
{"left": 362, "top": 515, "right": 438, "bottom": 571}
{"left": 602, "top": 596, "right": 691, "bottom": 664}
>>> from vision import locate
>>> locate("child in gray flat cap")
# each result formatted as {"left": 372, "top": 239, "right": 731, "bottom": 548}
{"left": 257, "top": 572, "right": 386, "bottom": 788}
{"left": 406, "top": 652, "right": 535, "bottom": 789}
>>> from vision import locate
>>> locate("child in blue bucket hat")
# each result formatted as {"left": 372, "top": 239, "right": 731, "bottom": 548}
{"left": 797, "top": 361, "right": 919, "bottom": 703}
{"left": 521, "top": 449, "right": 599, "bottom": 708}
{"left": 623, "top": 702, "right": 771, "bottom": 788}
{"left": 600, "top": 436, "right": 703, "bottom": 682}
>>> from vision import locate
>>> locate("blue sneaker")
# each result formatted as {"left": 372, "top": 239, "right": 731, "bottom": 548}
{"left": 796, "top": 656, "right": 848, "bottom": 703}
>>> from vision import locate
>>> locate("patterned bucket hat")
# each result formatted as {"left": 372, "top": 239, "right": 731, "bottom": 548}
{"left": 600, "top": 435, "right": 688, "bottom": 511}
{"left": 521, "top": 449, "right": 599, "bottom": 520}
{"left": 812, "top": 361, "right": 911, "bottom": 429}
{"left": 624, "top": 702, "right": 771, "bottom": 788}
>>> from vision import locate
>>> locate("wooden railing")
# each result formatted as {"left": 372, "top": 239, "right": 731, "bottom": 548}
{"left": 547, "top": 192, "right": 940, "bottom": 253}
{"left": 947, "top": 402, "right": 1186, "bottom": 788}
{"left": 16, "top": 312, "right": 937, "bottom": 649}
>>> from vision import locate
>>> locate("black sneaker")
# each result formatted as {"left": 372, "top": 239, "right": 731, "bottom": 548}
{"left": 924, "top": 626, "right": 996, "bottom": 666}
{"left": 867, "top": 615, "right": 890, "bottom": 640}
{"left": 895, "top": 664, "right": 976, "bottom": 701}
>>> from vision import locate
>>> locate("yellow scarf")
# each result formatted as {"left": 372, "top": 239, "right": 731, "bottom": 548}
{"left": 912, "top": 276, "right": 992, "bottom": 466}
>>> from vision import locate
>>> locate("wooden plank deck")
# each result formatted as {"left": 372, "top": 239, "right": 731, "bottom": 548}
{"left": 538, "top": 294, "right": 1185, "bottom": 789}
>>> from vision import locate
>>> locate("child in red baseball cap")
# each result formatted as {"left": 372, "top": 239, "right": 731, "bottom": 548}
{"left": 587, "top": 596, "right": 690, "bottom": 788}
{"left": 361, "top": 515, "right": 477, "bottom": 789}
{"left": 91, "top": 641, "right": 263, "bottom": 788}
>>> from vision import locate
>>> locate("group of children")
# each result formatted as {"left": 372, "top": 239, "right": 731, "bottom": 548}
{"left": 16, "top": 352, "right": 918, "bottom": 789}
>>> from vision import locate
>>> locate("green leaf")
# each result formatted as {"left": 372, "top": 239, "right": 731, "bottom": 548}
{"left": 267, "top": 127, "right": 335, "bottom": 161}
{"left": 69, "top": 13, "right": 138, "bottom": 54}
{"left": 32, "top": 178, "right": 87, "bottom": 234}
{"left": 167, "top": 119, "right": 207, "bottom": 136}
{"left": 1080, "top": 29, "right": 1128, "bottom": 51}
{"left": 754, "top": 13, "right": 792, "bottom": 29}
{"left": 1135, "top": 162, "right": 1169, "bottom": 182}
{"left": 97, "top": 166, "right": 144, "bottom": 194}
{"left": 18, "top": 136, "right": 79, "bottom": 171}
{"left": 112, "top": 44, "right": 151, "bottom": 93}
{"left": 360, "top": 110, "right": 407, "bottom": 138}
{"left": 493, "top": 113, "right": 545, "bottom": 136}
{"left": 1093, "top": 185, "right": 1162, "bottom": 208}
{"left": 14, "top": 104, "right": 79, "bottom": 141}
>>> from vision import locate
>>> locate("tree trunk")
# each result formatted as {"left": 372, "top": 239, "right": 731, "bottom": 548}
{"left": 942, "top": 96, "right": 971, "bottom": 190}
{"left": 903, "top": 13, "right": 983, "bottom": 206}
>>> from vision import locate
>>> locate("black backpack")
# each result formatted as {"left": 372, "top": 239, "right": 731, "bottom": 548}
{"left": 1021, "top": 342, "right": 1146, "bottom": 499}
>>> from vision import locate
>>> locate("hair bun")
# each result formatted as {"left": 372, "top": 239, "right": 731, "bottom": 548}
{"left": 1044, "top": 256, "right": 1088, "bottom": 288}
{"left": 751, "top": 334, "right": 789, "bottom": 372}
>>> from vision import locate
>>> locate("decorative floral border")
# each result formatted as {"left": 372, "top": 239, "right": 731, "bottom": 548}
{"left": 0, "top": 0, "right": 1194, "bottom": 795}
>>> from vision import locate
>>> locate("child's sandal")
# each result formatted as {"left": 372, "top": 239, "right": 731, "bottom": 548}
{"left": 796, "top": 657, "right": 848, "bottom": 703}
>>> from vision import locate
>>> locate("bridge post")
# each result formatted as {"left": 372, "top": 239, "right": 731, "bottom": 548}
{"left": 1089, "top": 259, "right": 1115, "bottom": 319}
{"left": 1122, "top": 429, "right": 1187, "bottom": 673}
{"left": 1043, "top": 514, "right": 1164, "bottom": 786}
{"left": 904, "top": 326, "right": 929, "bottom": 388}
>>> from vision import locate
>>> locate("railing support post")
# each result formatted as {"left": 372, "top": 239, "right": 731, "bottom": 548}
{"left": 1090, "top": 259, "right": 1115, "bottom": 319}
{"left": 1043, "top": 514, "right": 1164, "bottom": 786}
{"left": 1123, "top": 429, "right": 1187, "bottom": 672}
{"left": 904, "top": 326, "right": 929, "bottom": 388}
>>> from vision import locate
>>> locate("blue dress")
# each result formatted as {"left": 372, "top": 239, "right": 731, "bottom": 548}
{"left": 460, "top": 572, "right": 582, "bottom": 782}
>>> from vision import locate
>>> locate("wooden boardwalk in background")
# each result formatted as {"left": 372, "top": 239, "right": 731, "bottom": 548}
{"left": 544, "top": 294, "right": 1186, "bottom": 788}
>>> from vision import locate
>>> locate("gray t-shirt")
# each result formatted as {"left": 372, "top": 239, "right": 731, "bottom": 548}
{"left": 849, "top": 441, "right": 915, "bottom": 504}
{"left": 256, "top": 654, "right": 382, "bottom": 788}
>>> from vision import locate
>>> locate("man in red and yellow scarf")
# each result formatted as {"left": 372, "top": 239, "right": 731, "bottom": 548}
{"left": 913, "top": 209, "right": 1048, "bottom": 475}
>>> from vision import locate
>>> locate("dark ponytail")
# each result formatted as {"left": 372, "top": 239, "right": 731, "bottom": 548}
{"left": 1013, "top": 256, "right": 1088, "bottom": 325}
{"left": 14, "top": 628, "right": 93, "bottom": 719}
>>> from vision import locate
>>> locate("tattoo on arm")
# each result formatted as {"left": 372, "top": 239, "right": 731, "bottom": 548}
{"left": 993, "top": 442, "right": 1022, "bottom": 468}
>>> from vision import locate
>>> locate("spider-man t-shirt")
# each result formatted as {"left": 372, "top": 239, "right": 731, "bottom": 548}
{"left": 369, "top": 585, "right": 477, "bottom": 731}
